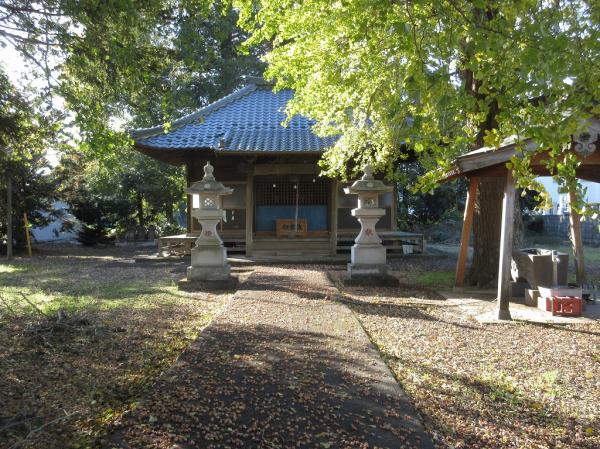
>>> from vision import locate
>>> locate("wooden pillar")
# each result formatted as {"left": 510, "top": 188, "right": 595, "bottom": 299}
{"left": 245, "top": 165, "right": 254, "bottom": 257}
{"left": 569, "top": 190, "right": 586, "bottom": 283}
{"left": 329, "top": 178, "right": 339, "bottom": 256}
{"left": 390, "top": 184, "right": 398, "bottom": 231}
{"left": 454, "top": 176, "right": 478, "bottom": 290}
{"left": 496, "top": 170, "right": 515, "bottom": 321}
{"left": 23, "top": 212, "right": 32, "bottom": 257}
{"left": 185, "top": 160, "right": 193, "bottom": 235}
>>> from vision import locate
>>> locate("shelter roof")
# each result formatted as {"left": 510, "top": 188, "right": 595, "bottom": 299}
{"left": 440, "top": 118, "right": 600, "bottom": 183}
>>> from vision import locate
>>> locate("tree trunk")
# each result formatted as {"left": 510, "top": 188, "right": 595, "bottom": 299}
{"left": 467, "top": 177, "right": 503, "bottom": 287}
{"left": 6, "top": 176, "right": 12, "bottom": 259}
{"left": 166, "top": 200, "right": 174, "bottom": 223}
{"left": 137, "top": 194, "right": 145, "bottom": 227}
{"left": 513, "top": 194, "right": 524, "bottom": 249}
{"left": 467, "top": 179, "right": 525, "bottom": 288}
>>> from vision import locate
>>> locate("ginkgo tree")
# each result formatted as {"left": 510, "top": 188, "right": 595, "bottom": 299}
{"left": 235, "top": 0, "right": 600, "bottom": 285}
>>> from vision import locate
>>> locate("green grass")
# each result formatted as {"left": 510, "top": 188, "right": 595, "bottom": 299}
{"left": 0, "top": 274, "right": 178, "bottom": 317}
{"left": 523, "top": 234, "right": 600, "bottom": 264}
{"left": 414, "top": 270, "right": 455, "bottom": 289}
{"left": 0, "top": 257, "right": 182, "bottom": 318}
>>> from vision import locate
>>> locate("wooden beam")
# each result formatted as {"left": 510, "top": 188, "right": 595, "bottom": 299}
{"left": 329, "top": 179, "right": 338, "bottom": 256}
{"left": 253, "top": 163, "right": 320, "bottom": 176}
{"left": 245, "top": 165, "right": 254, "bottom": 257}
{"left": 454, "top": 177, "right": 478, "bottom": 290}
{"left": 390, "top": 184, "right": 398, "bottom": 231}
{"left": 569, "top": 190, "right": 586, "bottom": 283}
{"left": 496, "top": 170, "right": 516, "bottom": 320}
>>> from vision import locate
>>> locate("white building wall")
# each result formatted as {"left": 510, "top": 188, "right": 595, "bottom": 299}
{"left": 30, "top": 201, "right": 81, "bottom": 242}
{"left": 536, "top": 177, "right": 600, "bottom": 214}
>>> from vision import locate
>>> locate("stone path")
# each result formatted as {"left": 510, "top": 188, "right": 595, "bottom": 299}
{"left": 110, "top": 266, "right": 434, "bottom": 449}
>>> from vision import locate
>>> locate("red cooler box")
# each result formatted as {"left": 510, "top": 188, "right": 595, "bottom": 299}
{"left": 547, "top": 296, "right": 583, "bottom": 317}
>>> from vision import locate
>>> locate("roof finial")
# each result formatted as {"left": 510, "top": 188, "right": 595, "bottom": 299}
{"left": 362, "top": 164, "right": 374, "bottom": 180}
{"left": 203, "top": 161, "right": 215, "bottom": 181}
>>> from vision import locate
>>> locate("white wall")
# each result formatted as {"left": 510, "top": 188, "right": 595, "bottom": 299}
{"left": 30, "top": 201, "right": 81, "bottom": 242}
{"left": 536, "top": 177, "right": 600, "bottom": 214}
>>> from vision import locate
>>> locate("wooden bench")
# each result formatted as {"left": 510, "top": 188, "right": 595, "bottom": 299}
{"left": 337, "top": 230, "right": 425, "bottom": 254}
{"left": 158, "top": 233, "right": 246, "bottom": 256}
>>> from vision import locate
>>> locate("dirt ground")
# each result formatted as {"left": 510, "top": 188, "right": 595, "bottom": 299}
{"left": 1, "top": 243, "right": 599, "bottom": 449}
{"left": 332, "top": 251, "right": 600, "bottom": 449}
{"left": 0, "top": 244, "right": 233, "bottom": 449}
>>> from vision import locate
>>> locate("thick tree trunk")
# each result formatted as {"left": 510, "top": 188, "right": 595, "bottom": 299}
{"left": 467, "top": 177, "right": 503, "bottom": 287}
{"left": 467, "top": 178, "right": 525, "bottom": 288}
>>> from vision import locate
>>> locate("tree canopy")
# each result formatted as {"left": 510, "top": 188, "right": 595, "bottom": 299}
{"left": 235, "top": 0, "right": 600, "bottom": 202}
{"left": 1, "top": 1, "right": 264, "bottom": 239}
{"left": 0, "top": 68, "right": 56, "bottom": 248}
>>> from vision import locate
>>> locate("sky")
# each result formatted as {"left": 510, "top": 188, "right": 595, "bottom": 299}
{"left": 538, "top": 177, "right": 600, "bottom": 205}
{"left": 0, "top": 43, "right": 24, "bottom": 81}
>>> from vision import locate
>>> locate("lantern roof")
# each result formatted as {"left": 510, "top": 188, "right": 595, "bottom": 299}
{"left": 185, "top": 162, "right": 233, "bottom": 196}
{"left": 344, "top": 165, "right": 393, "bottom": 195}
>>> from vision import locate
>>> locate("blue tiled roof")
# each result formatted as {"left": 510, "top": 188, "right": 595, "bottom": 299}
{"left": 130, "top": 79, "right": 337, "bottom": 153}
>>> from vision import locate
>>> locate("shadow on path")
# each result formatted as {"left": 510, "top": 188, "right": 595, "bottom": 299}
{"left": 109, "top": 267, "right": 434, "bottom": 449}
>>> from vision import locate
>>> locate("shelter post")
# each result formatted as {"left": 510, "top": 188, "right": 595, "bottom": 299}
{"left": 186, "top": 160, "right": 193, "bottom": 234}
{"left": 329, "top": 178, "right": 338, "bottom": 256}
{"left": 496, "top": 170, "right": 515, "bottom": 320}
{"left": 568, "top": 190, "right": 586, "bottom": 283}
{"left": 454, "top": 176, "right": 478, "bottom": 290}
{"left": 245, "top": 165, "right": 254, "bottom": 257}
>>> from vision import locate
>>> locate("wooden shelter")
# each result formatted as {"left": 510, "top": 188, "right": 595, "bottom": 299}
{"left": 442, "top": 118, "right": 600, "bottom": 319}
{"left": 130, "top": 78, "right": 415, "bottom": 258}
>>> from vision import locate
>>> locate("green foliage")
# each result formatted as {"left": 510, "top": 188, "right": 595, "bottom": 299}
{"left": 54, "top": 149, "right": 186, "bottom": 235}
{"left": 0, "top": 69, "right": 56, "bottom": 250}
{"left": 397, "top": 163, "right": 466, "bottom": 228}
{"left": 235, "top": 0, "right": 600, "bottom": 201}
{"left": 76, "top": 224, "right": 112, "bottom": 246}
{"left": 1, "top": 1, "right": 264, "bottom": 162}
{"left": 2, "top": 1, "right": 265, "bottom": 232}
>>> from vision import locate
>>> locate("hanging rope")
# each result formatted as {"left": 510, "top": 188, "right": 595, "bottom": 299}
{"left": 294, "top": 182, "right": 299, "bottom": 232}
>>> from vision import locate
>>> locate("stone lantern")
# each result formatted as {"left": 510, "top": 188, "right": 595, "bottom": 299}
{"left": 344, "top": 165, "right": 398, "bottom": 285}
{"left": 179, "top": 161, "right": 237, "bottom": 290}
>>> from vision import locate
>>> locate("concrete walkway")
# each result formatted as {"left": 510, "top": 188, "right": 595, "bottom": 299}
{"left": 110, "top": 266, "right": 434, "bottom": 449}
{"left": 441, "top": 291, "right": 600, "bottom": 324}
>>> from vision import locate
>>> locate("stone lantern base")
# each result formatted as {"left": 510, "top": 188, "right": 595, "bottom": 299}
{"left": 351, "top": 244, "right": 386, "bottom": 265}
{"left": 178, "top": 246, "right": 238, "bottom": 291}
{"left": 344, "top": 262, "right": 399, "bottom": 287}
{"left": 178, "top": 276, "right": 238, "bottom": 291}
{"left": 343, "top": 240, "right": 399, "bottom": 286}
